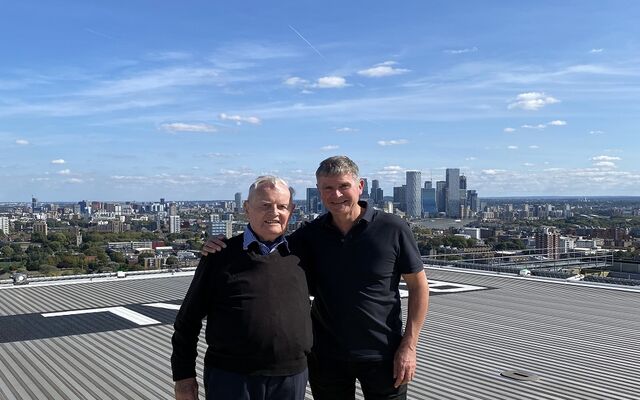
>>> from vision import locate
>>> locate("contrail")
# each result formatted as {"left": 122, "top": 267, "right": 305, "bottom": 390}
{"left": 85, "top": 28, "right": 114, "bottom": 40}
{"left": 288, "top": 25, "right": 325, "bottom": 60}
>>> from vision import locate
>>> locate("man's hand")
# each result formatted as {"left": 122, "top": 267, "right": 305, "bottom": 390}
{"left": 174, "top": 377, "right": 199, "bottom": 400}
{"left": 200, "top": 235, "right": 227, "bottom": 256}
{"left": 393, "top": 340, "right": 417, "bottom": 388}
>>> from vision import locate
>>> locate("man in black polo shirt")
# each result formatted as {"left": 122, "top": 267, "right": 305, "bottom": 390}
{"left": 202, "top": 156, "right": 429, "bottom": 400}
{"left": 172, "top": 176, "right": 312, "bottom": 400}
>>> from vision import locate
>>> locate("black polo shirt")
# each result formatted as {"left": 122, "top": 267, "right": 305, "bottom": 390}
{"left": 291, "top": 201, "right": 424, "bottom": 361}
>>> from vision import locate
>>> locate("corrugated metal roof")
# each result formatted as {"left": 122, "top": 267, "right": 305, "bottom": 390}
{"left": 0, "top": 268, "right": 638, "bottom": 400}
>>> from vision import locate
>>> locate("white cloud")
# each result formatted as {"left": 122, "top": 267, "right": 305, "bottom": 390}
{"left": 161, "top": 122, "right": 217, "bottom": 133}
{"left": 503, "top": 127, "right": 516, "bottom": 133}
{"left": 548, "top": 120, "right": 567, "bottom": 126}
{"left": 377, "top": 139, "right": 408, "bottom": 146}
{"left": 51, "top": 159, "right": 65, "bottom": 164}
{"left": 521, "top": 124, "right": 546, "bottom": 129}
{"left": 507, "top": 145, "right": 518, "bottom": 150}
{"left": 336, "top": 127, "right": 359, "bottom": 133}
{"left": 508, "top": 92, "right": 560, "bottom": 111}
{"left": 358, "top": 62, "right": 410, "bottom": 78}
{"left": 523, "top": 162, "right": 534, "bottom": 167}
{"left": 314, "top": 76, "right": 347, "bottom": 89}
{"left": 589, "top": 130, "right": 604, "bottom": 135}
{"left": 592, "top": 155, "right": 621, "bottom": 161}
{"left": 284, "top": 77, "right": 308, "bottom": 87}
{"left": 529, "top": 145, "right": 540, "bottom": 149}
{"left": 15, "top": 139, "right": 29, "bottom": 145}
{"left": 321, "top": 145, "right": 339, "bottom": 151}
{"left": 64, "top": 178, "right": 84, "bottom": 184}
{"left": 444, "top": 47, "right": 478, "bottom": 54}
{"left": 383, "top": 165, "right": 404, "bottom": 171}
{"left": 594, "top": 161, "right": 616, "bottom": 168}
{"left": 590, "top": 48, "right": 604, "bottom": 53}
{"left": 481, "top": 169, "right": 505, "bottom": 175}
{"left": 58, "top": 169, "right": 71, "bottom": 175}
{"left": 465, "top": 157, "right": 477, "bottom": 161}
{"left": 219, "top": 113, "right": 261, "bottom": 125}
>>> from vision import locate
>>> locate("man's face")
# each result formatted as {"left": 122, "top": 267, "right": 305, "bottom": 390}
{"left": 317, "top": 174, "right": 363, "bottom": 216}
{"left": 245, "top": 183, "right": 293, "bottom": 242}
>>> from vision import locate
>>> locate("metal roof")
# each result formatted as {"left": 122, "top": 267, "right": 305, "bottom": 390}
{"left": 0, "top": 268, "right": 638, "bottom": 400}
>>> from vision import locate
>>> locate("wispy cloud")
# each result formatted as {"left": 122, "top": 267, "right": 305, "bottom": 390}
{"left": 503, "top": 127, "right": 516, "bottom": 133}
{"left": 284, "top": 77, "right": 309, "bottom": 87}
{"left": 590, "top": 48, "right": 604, "bottom": 53}
{"left": 358, "top": 62, "right": 410, "bottom": 78}
{"left": 548, "top": 120, "right": 567, "bottom": 126}
{"left": 592, "top": 155, "right": 621, "bottom": 161}
{"left": 314, "top": 76, "right": 347, "bottom": 89}
{"left": 51, "top": 159, "right": 66, "bottom": 164}
{"left": 377, "top": 139, "right": 408, "bottom": 146}
{"left": 161, "top": 122, "right": 217, "bottom": 133}
{"left": 508, "top": 92, "right": 560, "bottom": 111}
{"left": 58, "top": 169, "right": 71, "bottom": 175}
{"left": 594, "top": 161, "right": 616, "bottom": 168}
{"left": 288, "top": 25, "right": 325, "bottom": 59}
{"left": 521, "top": 124, "right": 546, "bottom": 129}
{"left": 336, "top": 127, "right": 359, "bottom": 133}
{"left": 15, "top": 139, "right": 29, "bottom": 145}
{"left": 589, "top": 130, "right": 604, "bottom": 135}
{"left": 529, "top": 145, "right": 540, "bottom": 149}
{"left": 219, "top": 113, "right": 261, "bottom": 125}
{"left": 321, "top": 145, "right": 339, "bottom": 151}
{"left": 507, "top": 145, "right": 518, "bottom": 150}
{"left": 444, "top": 47, "right": 478, "bottom": 54}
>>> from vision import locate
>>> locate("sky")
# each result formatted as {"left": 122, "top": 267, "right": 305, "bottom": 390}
{"left": 1, "top": 0, "right": 640, "bottom": 201}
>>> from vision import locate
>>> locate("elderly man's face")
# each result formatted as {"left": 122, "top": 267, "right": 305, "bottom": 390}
{"left": 245, "top": 183, "right": 293, "bottom": 242}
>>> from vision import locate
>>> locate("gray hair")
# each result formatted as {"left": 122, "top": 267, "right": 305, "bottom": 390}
{"left": 315, "top": 155, "right": 359, "bottom": 179}
{"left": 247, "top": 175, "right": 295, "bottom": 203}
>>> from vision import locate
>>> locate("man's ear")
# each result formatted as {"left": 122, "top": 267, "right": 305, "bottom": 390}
{"left": 290, "top": 203, "right": 296, "bottom": 212}
{"left": 243, "top": 200, "right": 249, "bottom": 213}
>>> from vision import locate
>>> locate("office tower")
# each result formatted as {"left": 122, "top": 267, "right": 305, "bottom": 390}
{"left": 445, "top": 168, "right": 461, "bottom": 218}
{"left": 393, "top": 185, "right": 406, "bottom": 212}
{"left": 169, "top": 203, "right": 177, "bottom": 216}
{"left": 234, "top": 192, "right": 242, "bottom": 212}
{"left": 31, "top": 197, "right": 38, "bottom": 212}
{"left": 375, "top": 188, "right": 383, "bottom": 206}
{"left": 306, "top": 188, "right": 321, "bottom": 213}
{"left": 421, "top": 188, "right": 437, "bottom": 216}
{"left": 169, "top": 215, "right": 181, "bottom": 233}
{"left": 424, "top": 181, "right": 432, "bottom": 190}
{"left": 536, "top": 227, "right": 560, "bottom": 259}
{"left": 371, "top": 180, "right": 380, "bottom": 204}
{"left": 0, "top": 217, "right": 9, "bottom": 235}
{"left": 160, "top": 198, "right": 165, "bottom": 205}
{"left": 467, "top": 190, "right": 478, "bottom": 213}
{"left": 459, "top": 175, "right": 467, "bottom": 190}
{"left": 436, "top": 181, "right": 446, "bottom": 213}
{"left": 405, "top": 171, "right": 422, "bottom": 217}
{"left": 361, "top": 178, "right": 369, "bottom": 199}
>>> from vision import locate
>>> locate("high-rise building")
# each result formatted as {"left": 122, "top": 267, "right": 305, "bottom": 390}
{"left": 169, "top": 215, "right": 181, "bottom": 234}
{"left": 459, "top": 175, "right": 467, "bottom": 190}
{"left": 31, "top": 197, "right": 38, "bottom": 212}
{"left": 421, "top": 188, "right": 437, "bottom": 216}
{"left": 375, "top": 188, "right": 383, "bottom": 206}
{"left": 445, "top": 168, "right": 461, "bottom": 218}
{"left": 0, "top": 217, "right": 9, "bottom": 235}
{"left": 393, "top": 185, "right": 406, "bottom": 212}
{"left": 436, "top": 181, "right": 446, "bottom": 213}
{"left": 467, "top": 190, "right": 479, "bottom": 213}
{"left": 169, "top": 203, "right": 177, "bottom": 216}
{"left": 361, "top": 178, "right": 369, "bottom": 199}
{"left": 371, "top": 180, "right": 380, "bottom": 204}
{"left": 424, "top": 181, "right": 432, "bottom": 190}
{"left": 210, "top": 220, "right": 233, "bottom": 238}
{"left": 306, "top": 188, "right": 322, "bottom": 213}
{"left": 536, "top": 227, "right": 560, "bottom": 259}
{"left": 405, "top": 171, "right": 422, "bottom": 218}
{"left": 234, "top": 192, "right": 242, "bottom": 212}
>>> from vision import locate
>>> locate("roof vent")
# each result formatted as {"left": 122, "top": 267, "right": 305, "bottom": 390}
{"left": 12, "top": 273, "right": 29, "bottom": 285}
{"left": 500, "top": 369, "right": 540, "bottom": 382}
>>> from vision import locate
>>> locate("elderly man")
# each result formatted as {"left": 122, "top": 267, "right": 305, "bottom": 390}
{"left": 203, "top": 156, "right": 429, "bottom": 400}
{"left": 172, "top": 176, "right": 312, "bottom": 400}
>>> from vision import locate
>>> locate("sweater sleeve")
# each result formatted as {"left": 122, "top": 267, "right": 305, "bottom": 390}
{"left": 170, "top": 254, "right": 214, "bottom": 381}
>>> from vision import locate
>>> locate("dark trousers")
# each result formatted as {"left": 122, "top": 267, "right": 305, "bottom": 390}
{"left": 308, "top": 352, "right": 407, "bottom": 400}
{"left": 204, "top": 366, "right": 308, "bottom": 400}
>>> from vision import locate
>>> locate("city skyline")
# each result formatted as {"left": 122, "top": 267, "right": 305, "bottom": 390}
{"left": 2, "top": 1, "right": 640, "bottom": 201}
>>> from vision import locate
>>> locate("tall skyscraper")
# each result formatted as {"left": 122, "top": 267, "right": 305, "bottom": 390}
{"left": 421, "top": 187, "right": 437, "bottom": 216}
{"left": 393, "top": 185, "right": 406, "bottom": 212}
{"left": 405, "top": 171, "right": 422, "bottom": 218}
{"left": 424, "top": 181, "right": 432, "bottom": 190}
{"left": 467, "top": 190, "right": 479, "bottom": 213}
{"left": 306, "top": 188, "right": 321, "bottom": 213}
{"left": 371, "top": 180, "right": 380, "bottom": 204}
{"left": 445, "top": 168, "right": 461, "bottom": 218}
{"left": 436, "top": 181, "right": 446, "bottom": 213}
{"left": 234, "top": 192, "right": 242, "bottom": 212}
{"left": 31, "top": 197, "right": 38, "bottom": 212}
{"left": 459, "top": 175, "right": 467, "bottom": 190}
{"left": 361, "top": 178, "right": 369, "bottom": 199}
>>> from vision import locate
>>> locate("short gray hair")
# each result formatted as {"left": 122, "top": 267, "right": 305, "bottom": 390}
{"left": 247, "top": 175, "right": 295, "bottom": 203}
{"left": 315, "top": 156, "right": 359, "bottom": 179}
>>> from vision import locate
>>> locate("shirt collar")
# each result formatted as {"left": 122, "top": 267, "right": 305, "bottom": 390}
{"left": 243, "top": 224, "right": 290, "bottom": 255}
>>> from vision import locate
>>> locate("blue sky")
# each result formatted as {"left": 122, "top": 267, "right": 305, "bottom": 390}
{"left": 1, "top": 0, "right": 639, "bottom": 201}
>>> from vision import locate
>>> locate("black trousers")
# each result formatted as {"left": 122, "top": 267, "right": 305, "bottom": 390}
{"left": 204, "top": 366, "right": 308, "bottom": 400}
{"left": 308, "top": 352, "right": 407, "bottom": 400}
